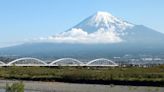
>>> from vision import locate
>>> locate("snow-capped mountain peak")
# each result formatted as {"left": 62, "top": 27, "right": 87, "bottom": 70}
{"left": 90, "top": 11, "right": 114, "bottom": 25}
{"left": 38, "top": 11, "right": 138, "bottom": 44}
{"left": 74, "top": 11, "right": 134, "bottom": 33}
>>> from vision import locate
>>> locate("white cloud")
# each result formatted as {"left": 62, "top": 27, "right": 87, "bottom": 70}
{"left": 36, "top": 28, "right": 122, "bottom": 44}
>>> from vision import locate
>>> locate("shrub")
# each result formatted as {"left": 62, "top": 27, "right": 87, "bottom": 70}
{"left": 6, "top": 82, "right": 24, "bottom": 92}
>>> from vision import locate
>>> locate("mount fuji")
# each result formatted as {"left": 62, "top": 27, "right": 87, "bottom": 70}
{"left": 1, "top": 11, "right": 164, "bottom": 58}
{"left": 38, "top": 11, "right": 164, "bottom": 44}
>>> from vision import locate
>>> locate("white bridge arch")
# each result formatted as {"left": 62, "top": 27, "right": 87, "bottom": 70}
{"left": 0, "top": 57, "right": 118, "bottom": 67}
{"left": 0, "top": 61, "right": 6, "bottom": 66}
{"left": 87, "top": 58, "right": 118, "bottom": 66}
{"left": 49, "top": 58, "right": 84, "bottom": 66}
{"left": 7, "top": 57, "right": 47, "bottom": 66}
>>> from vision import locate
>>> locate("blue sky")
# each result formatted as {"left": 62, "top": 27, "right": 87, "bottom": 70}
{"left": 0, "top": 0, "right": 164, "bottom": 47}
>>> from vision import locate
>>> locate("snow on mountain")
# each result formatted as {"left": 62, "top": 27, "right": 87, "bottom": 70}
{"left": 75, "top": 11, "right": 134, "bottom": 33}
{"left": 39, "top": 11, "right": 134, "bottom": 44}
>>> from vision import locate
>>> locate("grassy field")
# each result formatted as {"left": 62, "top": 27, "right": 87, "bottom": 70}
{"left": 0, "top": 65, "right": 164, "bottom": 86}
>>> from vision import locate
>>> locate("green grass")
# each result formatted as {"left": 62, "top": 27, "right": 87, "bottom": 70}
{"left": 0, "top": 65, "right": 164, "bottom": 86}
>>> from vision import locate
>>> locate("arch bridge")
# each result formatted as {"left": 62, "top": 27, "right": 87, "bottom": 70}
{"left": 7, "top": 57, "right": 47, "bottom": 66}
{"left": 49, "top": 58, "right": 84, "bottom": 66}
{"left": 0, "top": 57, "right": 118, "bottom": 67}
{"left": 86, "top": 58, "right": 118, "bottom": 66}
